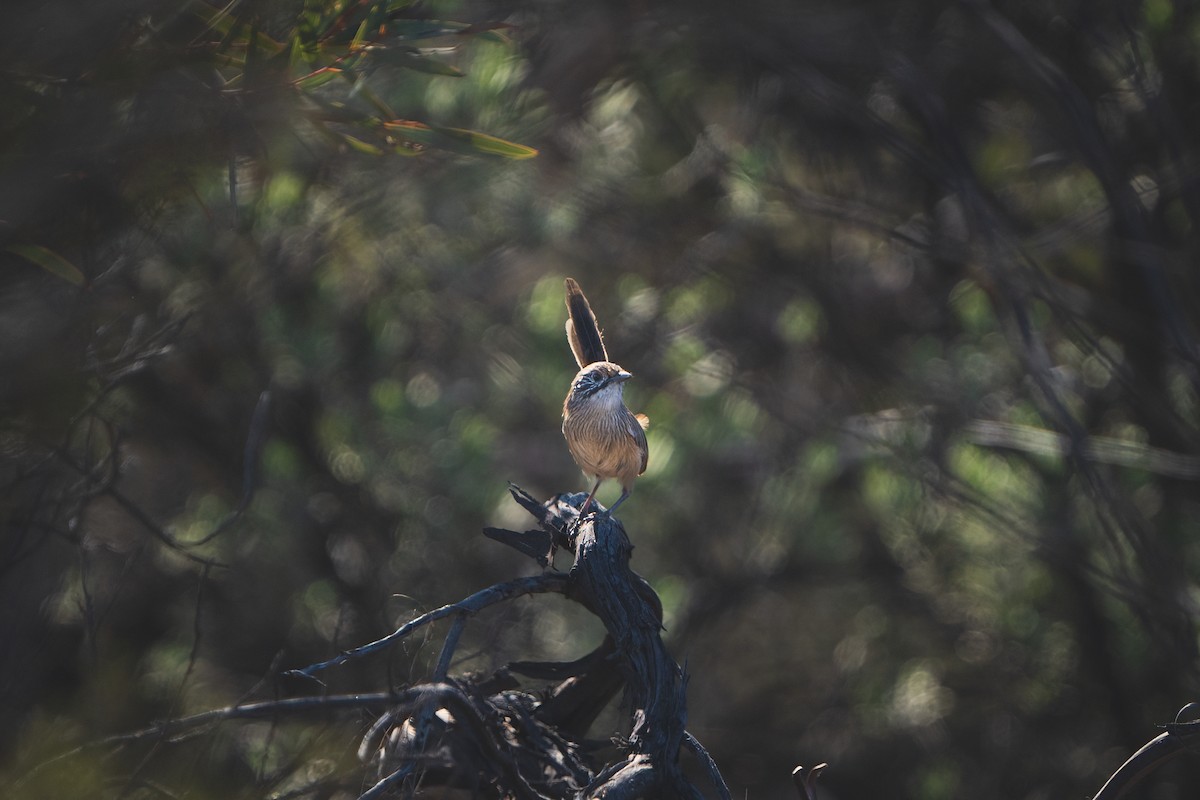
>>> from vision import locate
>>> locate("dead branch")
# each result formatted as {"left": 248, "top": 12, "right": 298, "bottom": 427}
{"left": 29, "top": 486, "right": 732, "bottom": 799}
{"left": 330, "top": 485, "right": 729, "bottom": 798}
{"left": 285, "top": 572, "right": 570, "bottom": 680}
{"left": 1090, "top": 707, "right": 1200, "bottom": 800}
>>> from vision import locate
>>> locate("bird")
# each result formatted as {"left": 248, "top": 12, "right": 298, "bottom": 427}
{"left": 561, "top": 277, "right": 649, "bottom": 515}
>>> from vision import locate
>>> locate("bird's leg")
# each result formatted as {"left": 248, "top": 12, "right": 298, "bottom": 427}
{"left": 580, "top": 477, "right": 603, "bottom": 515}
{"left": 606, "top": 488, "right": 631, "bottom": 515}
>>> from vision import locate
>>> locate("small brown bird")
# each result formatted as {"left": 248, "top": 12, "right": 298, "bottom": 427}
{"left": 561, "top": 278, "right": 649, "bottom": 515}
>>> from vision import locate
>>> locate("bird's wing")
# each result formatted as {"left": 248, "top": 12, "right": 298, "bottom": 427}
{"left": 627, "top": 413, "right": 650, "bottom": 475}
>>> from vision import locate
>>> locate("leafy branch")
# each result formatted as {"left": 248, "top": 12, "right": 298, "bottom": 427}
{"left": 192, "top": 0, "right": 537, "bottom": 160}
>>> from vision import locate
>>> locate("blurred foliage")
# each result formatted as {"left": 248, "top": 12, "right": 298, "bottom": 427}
{"left": 3, "top": 0, "right": 1200, "bottom": 798}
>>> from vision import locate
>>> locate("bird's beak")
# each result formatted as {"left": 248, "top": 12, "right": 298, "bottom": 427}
{"left": 615, "top": 370, "right": 633, "bottom": 383}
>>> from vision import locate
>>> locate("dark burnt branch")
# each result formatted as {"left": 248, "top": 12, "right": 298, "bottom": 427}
{"left": 1090, "top": 708, "right": 1200, "bottom": 800}
{"left": 791, "top": 764, "right": 828, "bottom": 800}
{"left": 685, "top": 732, "right": 734, "bottom": 800}
{"left": 40, "top": 487, "right": 728, "bottom": 799}
{"left": 567, "top": 508, "right": 698, "bottom": 798}
{"left": 511, "top": 636, "right": 625, "bottom": 738}
{"left": 363, "top": 683, "right": 555, "bottom": 800}
{"left": 346, "top": 485, "right": 727, "bottom": 798}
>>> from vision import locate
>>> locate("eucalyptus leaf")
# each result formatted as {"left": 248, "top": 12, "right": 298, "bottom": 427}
{"left": 6, "top": 245, "right": 85, "bottom": 286}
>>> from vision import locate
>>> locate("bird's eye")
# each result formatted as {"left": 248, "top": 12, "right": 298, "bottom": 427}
{"left": 575, "top": 371, "right": 605, "bottom": 395}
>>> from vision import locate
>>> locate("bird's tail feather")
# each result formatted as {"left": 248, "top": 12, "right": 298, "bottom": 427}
{"left": 564, "top": 278, "right": 608, "bottom": 367}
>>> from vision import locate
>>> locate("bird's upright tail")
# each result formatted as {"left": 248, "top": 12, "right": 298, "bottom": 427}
{"left": 564, "top": 278, "right": 608, "bottom": 367}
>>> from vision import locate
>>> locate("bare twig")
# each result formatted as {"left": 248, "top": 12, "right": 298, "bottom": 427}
{"left": 189, "top": 389, "right": 272, "bottom": 546}
{"left": 684, "top": 731, "right": 733, "bottom": 800}
{"left": 55, "top": 447, "right": 225, "bottom": 567}
{"left": 11, "top": 692, "right": 401, "bottom": 793}
{"left": 375, "top": 613, "right": 469, "bottom": 795}
{"left": 964, "top": 419, "right": 1200, "bottom": 480}
{"left": 285, "top": 573, "right": 570, "bottom": 679}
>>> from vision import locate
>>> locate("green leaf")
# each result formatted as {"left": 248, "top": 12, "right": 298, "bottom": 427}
{"left": 347, "top": 77, "right": 396, "bottom": 119}
{"left": 361, "top": 46, "right": 464, "bottom": 76}
{"left": 386, "top": 19, "right": 514, "bottom": 45}
{"left": 292, "top": 0, "right": 331, "bottom": 63}
{"left": 385, "top": 20, "right": 463, "bottom": 42}
{"left": 382, "top": 121, "right": 538, "bottom": 159}
{"left": 440, "top": 127, "right": 537, "bottom": 159}
{"left": 339, "top": 133, "right": 385, "bottom": 155}
{"left": 306, "top": 97, "right": 371, "bottom": 124}
{"left": 457, "top": 22, "right": 515, "bottom": 45}
{"left": 351, "top": 19, "right": 370, "bottom": 51}
{"left": 189, "top": 3, "right": 284, "bottom": 54}
{"left": 295, "top": 67, "right": 345, "bottom": 90}
{"left": 6, "top": 245, "right": 85, "bottom": 285}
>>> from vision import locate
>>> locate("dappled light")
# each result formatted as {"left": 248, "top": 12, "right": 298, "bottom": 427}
{"left": 2, "top": 0, "right": 1200, "bottom": 798}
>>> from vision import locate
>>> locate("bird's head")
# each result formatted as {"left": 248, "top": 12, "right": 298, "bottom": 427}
{"left": 568, "top": 361, "right": 632, "bottom": 408}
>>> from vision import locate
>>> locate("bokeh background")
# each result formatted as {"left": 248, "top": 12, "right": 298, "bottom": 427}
{"left": 2, "top": 0, "right": 1199, "bottom": 798}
